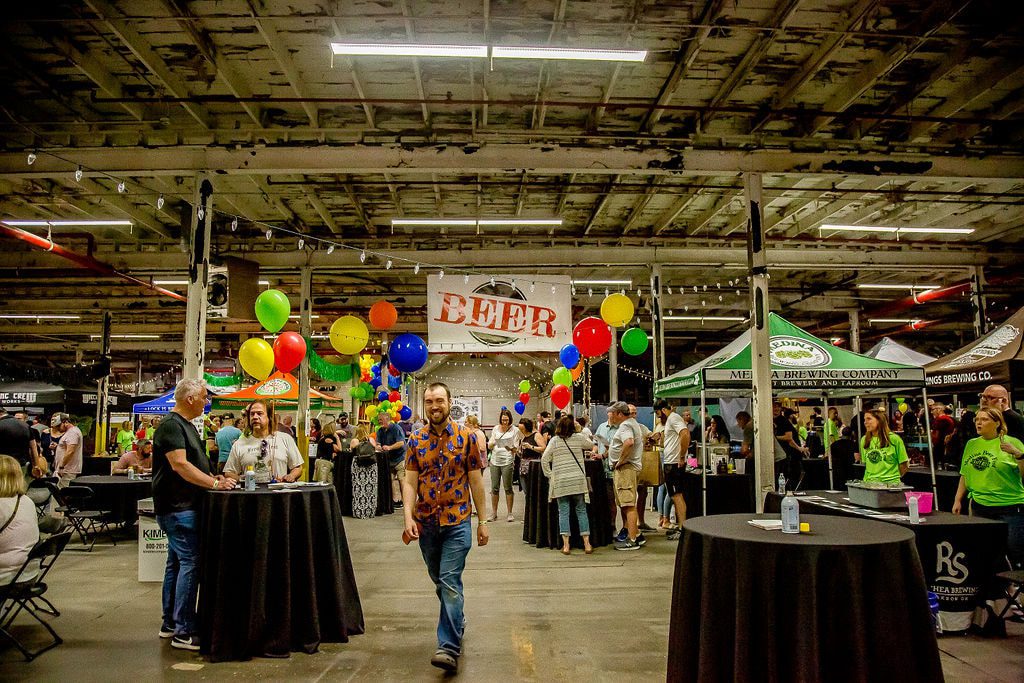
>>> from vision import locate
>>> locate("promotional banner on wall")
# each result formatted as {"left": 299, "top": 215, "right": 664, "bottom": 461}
{"left": 427, "top": 274, "right": 572, "bottom": 352}
{"left": 449, "top": 396, "right": 483, "bottom": 424}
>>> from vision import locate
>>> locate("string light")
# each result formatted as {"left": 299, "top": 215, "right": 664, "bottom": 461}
{"left": 230, "top": 216, "right": 237, "bottom": 231}
{"left": 693, "top": 286, "right": 698, "bottom": 293}
{"left": 588, "top": 288, "right": 593, "bottom": 297}
{"left": 666, "top": 286, "right": 672, "bottom": 294}
{"left": 197, "top": 205, "right": 204, "bottom": 220}
{"left": 26, "top": 152, "right": 36, "bottom": 165}
{"left": 75, "top": 166, "right": 83, "bottom": 182}
{"left": 117, "top": 180, "right": 127, "bottom": 193}
{"left": 157, "top": 194, "right": 165, "bottom": 210}
{"left": 386, "top": 258, "right": 393, "bottom": 269}
{"left": 551, "top": 285, "right": 556, "bottom": 294}
{"left": 360, "top": 249, "right": 366, "bottom": 263}
{"left": 511, "top": 279, "right": 516, "bottom": 289}
{"left": 464, "top": 274, "right": 470, "bottom": 284}
{"left": 414, "top": 263, "right": 420, "bottom": 274}
{"left": 297, "top": 238, "right": 304, "bottom": 250}
{"left": 265, "top": 229, "right": 272, "bottom": 240}
{"left": 439, "top": 269, "right": 445, "bottom": 279}
{"left": 530, "top": 282, "right": 535, "bottom": 292}
{"left": 327, "top": 244, "right": 335, "bottom": 254}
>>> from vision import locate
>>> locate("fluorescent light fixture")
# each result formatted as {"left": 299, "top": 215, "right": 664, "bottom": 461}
{"left": 492, "top": 46, "right": 647, "bottom": 62}
{"left": 857, "top": 284, "right": 938, "bottom": 291}
{"left": 869, "top": 318, "right": 920, "bottom": 325}
{"left": 664, "top": 316, "right": 747, "bottom": 322}
{"left": 391, "top": 218, "right": 561, "bottom": 227}
{"left": 0, "top": 314, "right": 80, "bottom": 320}
{"left": 2, "top": 219, "right": 133, "bottom": 227}
{"left": 288, "top": 315, "right": 320, "bottom": 320}
{"left": 331, "top": 43, "right": 487, "bottom": 58}
{"left": 571, "top": 279, "right": 632, "bottom": 286}
{"left": 819, "top": 224, "right": 974, "bottom": 236}
{"left": 90, "top": 334, "right": 161, "bottom": 340}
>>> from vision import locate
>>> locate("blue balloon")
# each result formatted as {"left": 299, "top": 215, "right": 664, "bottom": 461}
{"left": 514, "top": 401, "right": 525, "bottom": 414}
{"left": 377, "top": 390, "right": 389, "bottom": 402}
{"left": 387, "top": 373, "right": 402, "bottom": 389}
{"left": 559, "top": 343, "right": 581, "bottom": 370}
{"left": 370, "top": 376, "right": 382, "bottom": 389}
{"left": 371, "top": 363, "right": 381, "bottom": 376}
{"left": 389, "top": 333, "right": 429, "bottom": 373}
{"left": 400, "top": 405, "right": 412, "bottom": 420}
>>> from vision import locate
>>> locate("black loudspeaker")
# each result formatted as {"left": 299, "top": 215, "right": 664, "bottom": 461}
{"left": 224, "top": 257, "right": 259, "bottom": 320}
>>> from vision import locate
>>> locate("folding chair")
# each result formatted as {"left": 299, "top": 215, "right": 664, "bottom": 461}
{"left": 995, "top": 570, "right": 1024, "bottom": 623}
{"left": 0, "top": 530, "right": 73, "bottom": 661}
{"left": 47, "top": 484, "right": 115, "bottom": 551}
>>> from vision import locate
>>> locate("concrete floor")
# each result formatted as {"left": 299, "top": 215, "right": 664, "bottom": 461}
{"left": 1, "top": 495, "right": 1021, "bottom": 682}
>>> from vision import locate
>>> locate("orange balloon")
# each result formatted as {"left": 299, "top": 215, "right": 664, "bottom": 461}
{"left": 369, "top": 301, "right": 398, "bottom": 330}
{"left": 571, "top": 363, "right": 584, "bottom": 382}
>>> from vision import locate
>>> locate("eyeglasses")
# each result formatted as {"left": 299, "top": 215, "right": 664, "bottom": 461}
{"left": 979, "top": 394, "right": 1003, "bottom": 401}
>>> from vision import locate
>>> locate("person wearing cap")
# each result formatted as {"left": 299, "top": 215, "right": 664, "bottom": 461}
{"left": 112, "top": 439, "right": 154, "bottom": 475}
{"left": 53, "top": 413, "right": 83, "bottom": 488}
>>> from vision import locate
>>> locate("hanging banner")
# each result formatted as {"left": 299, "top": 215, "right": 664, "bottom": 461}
{"left": 427, "top": 274, "right": 572, "bottom": 352}
{"left": 449, "top": 396, "right": 483, "bottom": 424}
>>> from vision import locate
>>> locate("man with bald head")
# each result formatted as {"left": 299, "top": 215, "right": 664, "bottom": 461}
{"left": 980, "top": 384, "right": 1024, "bottom": 441}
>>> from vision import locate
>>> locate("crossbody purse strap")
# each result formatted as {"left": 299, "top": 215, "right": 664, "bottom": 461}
{"left": 0, "top": 495, "right": 23, "bottom": 535}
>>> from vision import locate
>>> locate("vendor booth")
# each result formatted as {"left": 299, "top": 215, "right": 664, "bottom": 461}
{"left": 210, "top": 371, "right": 345, "bottom": 410}
{"left": 865, "top": 336, "right": 937, "bottom": 366}
{"left": 925, "top": 305, "right": 1024, "bottom": 397}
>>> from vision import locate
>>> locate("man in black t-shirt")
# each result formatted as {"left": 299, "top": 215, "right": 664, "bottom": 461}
{"left": 980, "top": 384, "right": 1024, "bottom": 442}
{"left": 0, "top": 407, "right": 45, "bottom": 476}
{"left": 152, "top": 379, "right": 235, "bottom": 651}
{"left": 773, "top": 402, "right": 807, "bottom": 488}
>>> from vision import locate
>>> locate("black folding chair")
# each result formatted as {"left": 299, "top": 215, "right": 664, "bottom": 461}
{"left": 996, "top": 570, "right": 1024, "bottom": 623}
{"left": 27, "top": 477, "right": 57, "bottom": 516}
{"left": 46, "top": 484, "right": 115, "bottom": 551}
{"left": 0, "top": 530, "right": 73, "bottom": 661}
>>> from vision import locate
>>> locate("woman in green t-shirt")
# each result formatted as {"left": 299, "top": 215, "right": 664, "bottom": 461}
{"left": 824, "top": 407, "right": 843, "bottom": 448}
{"left": 115, "top": 420, "right": 135, "bottom": 455}
{"left": 858, "top": 409, "right": 908, "bottom": 484}
{"left": 952, "top": 407, "right": 1024, "bottom": 568}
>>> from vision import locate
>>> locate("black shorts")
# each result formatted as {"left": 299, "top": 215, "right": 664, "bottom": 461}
{"left": 664, "top": 463, "right": 686, "bottom": 496}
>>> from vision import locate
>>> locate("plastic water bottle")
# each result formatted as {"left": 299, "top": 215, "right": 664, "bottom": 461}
{"left": 908, "top": 494, "right": 920, "bottom": 524}
{"left": 781, "top": 493, "right": 800, "bottom": 534}
{"left": 127, "top": 466, "right": 135, "bottom": 481}
{"left": 244, "top": 466, "right": 256, "bottom": 492}
{"left": 777, "top": 473, "right": 786, "bottom": 494}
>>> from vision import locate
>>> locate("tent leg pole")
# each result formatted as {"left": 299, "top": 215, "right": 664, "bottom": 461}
{"left": 700, "top": 389, "right": 707, "bottom": 517}
{"left": 823, "top": 393, "right": 833, "bottom": 490}
{"left": 921, "top": 387, "right": 939, "bottom": 507}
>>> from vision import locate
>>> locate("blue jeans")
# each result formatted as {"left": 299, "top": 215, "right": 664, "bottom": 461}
{"left": 556, "top": 494, "right": 590, "bottom": 537}
{"left": 656, "top": 483, "right": 671, "bottom": 517}
{"left": 418, "top": 519, "right": 472, "bottom": 656}
{"left": 156, "top": 509, "right": 200, "bottom": 636}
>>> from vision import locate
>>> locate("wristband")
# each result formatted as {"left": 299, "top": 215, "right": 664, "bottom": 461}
{"left": 212, "top": 478, "right": 220, "bottom": 490}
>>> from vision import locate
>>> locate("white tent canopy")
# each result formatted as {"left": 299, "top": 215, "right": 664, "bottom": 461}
{"left": 864, "top": 337, "right": 937, "bottom": 367}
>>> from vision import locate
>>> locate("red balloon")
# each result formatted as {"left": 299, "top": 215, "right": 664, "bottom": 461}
{"left": 388, "top": 363, "right": 401, "bottom": 377}
{"left": 519, "top": 392, "right": 530, "bottom": 404}
{"left": 272, "top": 331, "right": 307, "bottom": 373}
{"left": 573, "top": 317, "right": 612, "bottom": 358}
{"left": 369, "top": 301, "right": 398, "bottom": 330}
{"left": 550, "top": 384, "right": 571, "bottom": 410}
{"left": 388, "top": 390, "right": 401, "bottom": 402}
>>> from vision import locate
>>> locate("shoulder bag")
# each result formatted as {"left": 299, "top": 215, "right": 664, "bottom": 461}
{"left": 562, "top": 437, "right": 592, "bottom": 493}
{"left": 637, "top": 424, "right": 664, "bottom": 487}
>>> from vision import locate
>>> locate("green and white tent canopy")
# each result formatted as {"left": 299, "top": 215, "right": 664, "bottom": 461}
{"left": 654, "top": 313, "right": 925, "bottom": 398}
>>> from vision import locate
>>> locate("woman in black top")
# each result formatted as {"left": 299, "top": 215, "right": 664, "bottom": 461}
{"left": 517, "top": 418, "right": 548, "bottom": 491}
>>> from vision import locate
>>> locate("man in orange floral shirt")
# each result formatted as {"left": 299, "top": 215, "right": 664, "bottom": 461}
{"left": 402, "top": 382, "right": 488, "bottom": 673}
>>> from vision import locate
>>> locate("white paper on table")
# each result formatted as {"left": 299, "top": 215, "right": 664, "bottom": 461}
{"left": 748, "top": 519, "right": 783, "bottom": 530}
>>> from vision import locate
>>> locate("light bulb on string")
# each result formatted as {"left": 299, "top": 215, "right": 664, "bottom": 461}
{"left": 464, "top": 274, "right": 470, "bottom": 284}
{"left": 588, "top": 288, "right": 593, "bottom": 297}
{"left": 684, "top": 305, "right": 688, "bottom": 311}
{"left": 692, "top": 286, "right": 697, "bottom": 293}
{"left": 26, "top": 152, "right": 36, "bottom": 165}
{"left": 551, "top": 285, "right": 556, "bottom": 294}
{"left": 297, "top": 238, "right": 304, "bottom": 250}
{"left": 265, "top": 229, "right": 272, "bottom": 240}
{"left": 75, "top": 166, "right": 83, "bottom": 182}
{"left": 702, "top": 284, "right": 707, "bottom": 291}
{"left": 511, "top": 279, "right": 516, "bottom": 289}
{"left": 701, "top": 299, "right": 706, "bottom": 306}
{"left": 716, "top": 282, "right": 721, "bottom": 289}
{"left": 327, "top": 244, "right": 335, "bottom": 254}
{"left": 117, "top": 180, "right": 127, "bottom": 193}
{"left": 439, "top": 269, "right": 445, "bottom": 280}
{"left": 414, "top": 263, "right": 420, "bottom": 274}
{"left": 529, "top": 282, "right": 535, "bottom": 293}
{"left": 360, "top": 250, "right": 366, "bottom": 263}
{"left": 736, "top": 290, "right": 740, "bottom": 296}
{"left": 386, "top": 259, "right": 392, "bottom": 269}
{"left": 666, "top": 286, "right": 672, "bottom": 294}
{"left": 156, "top": 194, "right": 165, "bottom": 210}
{"left": 230, "top": 217, "right": 237, "bottom": 231}
{"left": 197, "top": 205, "right": 204, "bottom": 220}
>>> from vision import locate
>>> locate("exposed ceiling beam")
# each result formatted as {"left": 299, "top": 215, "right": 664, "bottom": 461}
{"left": 684, "top": 193, "right": 737, "bottom": 236}
{"left": 642, "top": 0, "right": 727, "bottom": 131}
{"left": 751, "top": 0, "right": 880, "bottom": 133}
{"left": 341, "top": 175, "right": 375, "bottom": 236}
{"left": 329, "top": 19, "right": 375, "bottom": 128}
{"left": 582, "top": 175, "right": 619, "bottom": 235}
{"left": 700, "top": 0, "right": 802, "bottom": 130}
{"left": 42, "top": 33, "right": 144, "bottom": 121}
{"left": 245, "top": 0, "right": 317, "bottom": 127}
{"left": 904, "top": 62, "right": 1024, "bottom": 142}
{"left": 590, "top": 0, "right": 645, "bottom": 129}
{"left": 933, "top": 86, "right": 1024, "bottom": 144}
{"left": 621, "top": 176, "right": 662, "bottom": 234}
{"left": 69, "top": 177, "right": 174, "bottom": 240}
{"left": 6, "top": 145, "right": 1021, "bottom": 180}
{"left": 303, "top": 188, "right": 340, "bottom": 236}
{"left": 83, "top": 0, "right": 209, "bottom": 128}
{"left": 398, "top": 0, "right": 430, "bottom": 127}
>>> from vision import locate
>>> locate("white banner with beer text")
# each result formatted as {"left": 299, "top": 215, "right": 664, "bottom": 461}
{"left": 427, "top": 274, "right": 572, "bottom": 352}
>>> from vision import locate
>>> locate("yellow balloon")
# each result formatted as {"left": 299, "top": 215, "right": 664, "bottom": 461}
{"left": 330, "top": 315, "right": 369, "bottom": 355}
{"left": 365, "top": 405, "right": 378, "bottom": 419}
{"left": 394, "top": 400, "right": 403, "bottom": 409}
{"left": 239, "top": 338, "right": 275, "bottom": 381}
{"left": 600, "top": 293, "right": 635, "bottom": 327}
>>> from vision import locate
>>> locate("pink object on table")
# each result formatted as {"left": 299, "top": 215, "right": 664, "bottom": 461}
{"left": 686, "top": 457, "right": 699, "bottom": 468}
{"left": 905, "top": 491, "right": 933, "bottom": 515}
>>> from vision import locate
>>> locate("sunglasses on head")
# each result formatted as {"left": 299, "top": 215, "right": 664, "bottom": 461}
{"left": 260, "top": 439, "right": 268, "bottom": 458}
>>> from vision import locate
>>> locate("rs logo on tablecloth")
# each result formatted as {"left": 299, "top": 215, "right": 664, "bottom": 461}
{"left": 935, "top": 541, "right": 968, "bottom": 585}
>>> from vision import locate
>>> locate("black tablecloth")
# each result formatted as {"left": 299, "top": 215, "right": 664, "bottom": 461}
{"left": 70, "top": 475, "right": 152, "bottom": 523}
{"left": 680, "top": 471, "right": 755, "bottom": 516}
{"left": 522, "top": 459, "right": 614, "bottom": 549}
{"left": 333, "top": 451, "right": 394, "bottom": 517}
{"left": 81, "top": 456, "right": 118, "bottom": 476}
{"left": 198, "top": 486, "right": 364, "bottom": 662}
{"left": 669, "top": 514, "right": 944, "bottom": 683}
{"left": 764, "top": 490, "right": 1007, "bottom": 632}
{"left": 799, "top": 457, "right": 833, "bottom": 490}
{"left": 850, "top": 464, "right": 961, "bottom": 511}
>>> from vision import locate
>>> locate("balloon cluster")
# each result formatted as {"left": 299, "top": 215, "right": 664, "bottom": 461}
{"left": 599, "top": 292, "right": 648, "bottom": 356}
{"left": 514, "top": 380, "right": 531, "bottom": 414}
{"left": 239, "top": 290, "right": 308, "bottom": 380}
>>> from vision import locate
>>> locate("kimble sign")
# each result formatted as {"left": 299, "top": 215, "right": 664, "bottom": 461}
{"left": 427, "top": 274, "right": 572, "bottom": 352}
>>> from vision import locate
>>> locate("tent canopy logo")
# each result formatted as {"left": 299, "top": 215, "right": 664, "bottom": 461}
{"left": 255, "top": 378, "right": 292, "bottom": 396}
{"left": 769, "top": 336, "right": 832, "bottom": 368}
{"left": 940, "top": 324, "right": 1020, "bottom": 369}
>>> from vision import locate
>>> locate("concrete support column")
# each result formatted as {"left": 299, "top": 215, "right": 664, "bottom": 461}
{"left": 183, "top": 174, "right": 213, "bottom": 380}
{"left": 848, "top": 309, "right": 861, "bottom": 353}
{"left": 93, "top": 311, "right": 111, "bottom": 455}
{"left": 745, "top": 173, "right": 774, "bottom": 512}
{"left": 971, "top": 265, "right": 988, "bottom": 338}
{"left": 298, "top": 266, "right": 312, "bottom": 479}
{"left": 608, "top": 327, "right": 618, "bottom": 403}
{"left": 650, "top": 266, "right": 665, "bottom": 381}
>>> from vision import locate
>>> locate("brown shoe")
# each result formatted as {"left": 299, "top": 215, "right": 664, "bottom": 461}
{"left": 430, "top": 650, "right": 458, "bottom": 672}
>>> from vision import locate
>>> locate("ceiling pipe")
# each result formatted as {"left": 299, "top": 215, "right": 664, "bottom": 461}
{"left": 0, "top": 224, "right": 187, "bottom": 302}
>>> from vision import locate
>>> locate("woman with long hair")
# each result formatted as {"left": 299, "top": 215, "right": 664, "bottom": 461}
{"left": 0, "top": 454, "right": 40, "bottom": 586}
{"left": 705, "top": 414, "right": 730, "bottom": 445}
{"left": 952, "top": 407, "right": 1024, "bottom": 569}
{"left": 487, "top": 409, "right": 521, "bottom": 522}
{"left": 858, "top": 408, "right": 909, "bottom": 484}
{"left": 541, "top": 416, "right": 595, "bottom": 554}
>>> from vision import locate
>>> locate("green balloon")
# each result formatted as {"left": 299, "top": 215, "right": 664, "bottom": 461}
{"left": 254, "top": 289, "right": 291, "bottom": 333}
{"left": 621, "top": 327, "right": 650, "bottom": 356}
{"left": 380, "top": 400, "right": 391, "bottom": 410}
{"left": 518, "top": 380, "right": 531, "bottom": 393}
{"left": 552, "top": 367, "right": 572, "bottom": 387}
{"left": 349, "top": 387, "right": 359, "bottom": 398}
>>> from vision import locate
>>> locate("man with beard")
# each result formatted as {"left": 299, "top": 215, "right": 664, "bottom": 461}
{"left": 223, "top": 400, "right": 303, "bottom": 483}
{"left": 401, "top": 383, "right": 488, "bottom": 673}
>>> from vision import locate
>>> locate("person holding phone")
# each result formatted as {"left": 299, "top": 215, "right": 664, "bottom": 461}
{"left": 487, "top": 409, "right": 520, "bottom": 522}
